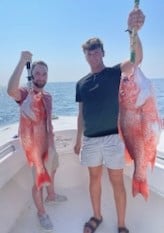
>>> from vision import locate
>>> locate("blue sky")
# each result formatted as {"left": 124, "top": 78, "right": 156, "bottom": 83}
{"left": 0, "top": 0, "right": 164, "bottom": 85}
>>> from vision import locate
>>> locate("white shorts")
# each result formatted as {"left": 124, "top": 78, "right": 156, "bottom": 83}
{"left": 80, "top": 134, "right": 125, "bottom": 169}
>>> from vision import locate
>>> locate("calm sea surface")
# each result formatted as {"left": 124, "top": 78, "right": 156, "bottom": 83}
{"left": 0, "top": 80, "right": 164, "bottom": 127}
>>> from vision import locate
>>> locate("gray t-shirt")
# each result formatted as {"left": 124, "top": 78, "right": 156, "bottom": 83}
{"left": 76, "top": 65, "right": 121, "bottom": 137}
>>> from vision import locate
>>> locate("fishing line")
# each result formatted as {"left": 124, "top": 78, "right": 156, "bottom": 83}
{"left": 130, "top": 0, "right": 140, "bottom": 63}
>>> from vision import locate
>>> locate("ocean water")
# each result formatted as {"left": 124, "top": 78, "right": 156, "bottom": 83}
{"left": 0, "top": 82, "right": 77, "bottom": 127}
{"left": 0, "top": 79, "right": 164, "bottom": 127}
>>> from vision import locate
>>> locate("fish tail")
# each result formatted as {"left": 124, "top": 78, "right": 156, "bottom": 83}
{"left": 132, "top": 178, "right": 149, "bottom": 200}
{"left": 36, "top": 170, "right": 51, "bottom": 190}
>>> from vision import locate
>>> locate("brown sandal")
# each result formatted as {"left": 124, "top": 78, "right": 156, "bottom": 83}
{"left": 118, "top": 227, "right": 129, "bottom": 233}
{"left": 83, "top": 216, "right": 103, "bottom": 233}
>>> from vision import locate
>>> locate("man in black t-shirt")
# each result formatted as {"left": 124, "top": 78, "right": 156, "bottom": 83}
{"left": 74, "top": 8, "right": 145, "bottom": 233}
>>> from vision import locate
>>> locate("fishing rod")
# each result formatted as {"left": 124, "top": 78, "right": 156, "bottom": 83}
{"left": 130, "top": 0, "right": 140, "bottom": 63}
{"left": 26, "top": 62, "right": 32, "bottom": 89}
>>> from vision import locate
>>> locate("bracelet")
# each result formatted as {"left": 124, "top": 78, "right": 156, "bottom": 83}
{"left": 125, "top": 29, "right": 132, "bottom": 35}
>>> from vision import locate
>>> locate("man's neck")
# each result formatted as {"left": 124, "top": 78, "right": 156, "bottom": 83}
{"left": 91, "top": 64, "right": 105, "bottom": 74}
{"left": 32, "top": 85, "right": 44, "bottom": 93}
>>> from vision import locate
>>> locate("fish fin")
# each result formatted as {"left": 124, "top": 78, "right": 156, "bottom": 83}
{"left": 149, "top": 157, "right": 156, "bottom": 170}
{"left": 124, "top": 149, "right": 133, "bottom": 164}
{"left": 25, "top": 152, "right": 33, "bottom": 166}
{"left": 43, "top": 152, "right": 48, "bottom": 161}
{"left": 132, "top": 178, "right": 149, "bottom": 201}
{"left": 36, "top": 170, "right": 51, "bottom": 190}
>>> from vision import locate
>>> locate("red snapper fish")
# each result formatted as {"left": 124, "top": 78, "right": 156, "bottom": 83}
{"left": 118, "top": 68, "right": 161, "bottom": 200}
{"left": 19, "top": 90, "right": 51, "bottom": 189}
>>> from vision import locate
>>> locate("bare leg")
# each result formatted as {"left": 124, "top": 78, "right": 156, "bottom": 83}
{"left": 46, "top": 169, "right": 56, "bottom": 200}
{"left": 45, "top": 169, "right": 67, "bottom": 203}
{"left": 32, "top": 184, "right": 46, "bottom": 216}
{"left": 32, "top": 183, "right": 54, "bottom": 231}
{"left": 88, "top": 166, "right": 103, "bottom": 219}
{"left": 108, "top": 168, "right": 127, "bottom": 228}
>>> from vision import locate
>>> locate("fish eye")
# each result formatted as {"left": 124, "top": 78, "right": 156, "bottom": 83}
{"left": 123, "top": 77, "right": 129, "bottom": 82}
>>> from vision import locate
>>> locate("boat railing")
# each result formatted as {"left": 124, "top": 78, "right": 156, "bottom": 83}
{"left": 0, "top": 138, "right": 26, "bottom": 190}
{"left": 0, "top": 143, "right": 16, "bottom": 160}
{"left": 157, "top": 153, "right": 164, "bottom": 160}
{"left": 0, "top": 139, "right": 31, "bottom": 233}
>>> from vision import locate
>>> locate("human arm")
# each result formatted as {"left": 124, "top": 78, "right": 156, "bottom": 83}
{"left": 121, "top": 8, "right": 145, "bottom": 74}
{"left": 7, "top": 51, "right": 32, "bottom": 101}
{"left": 74, "top": 102, "right": 83, "bottom": 155}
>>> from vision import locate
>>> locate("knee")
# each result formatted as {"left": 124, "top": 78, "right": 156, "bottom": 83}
{"left": 111, "top": 178, "right": 126, "bottom": 193}
{"left": 109, "top": 173, "right": 124, "bottom": 188}
{"left": 90, "top": 173, "right": 102, "bottom": 185}
{"left": 32, "top": 184, "right": 38, "bottom": 193}
{"left": 32, "top": 184, "right": 43, "bottom": 193}
{"left": 51, "top": 169, "right": 56, "bottom": 177}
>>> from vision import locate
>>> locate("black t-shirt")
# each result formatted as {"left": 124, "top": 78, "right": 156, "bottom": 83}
{"left": 76, "top": 65, "right": 121, "bottom": 137}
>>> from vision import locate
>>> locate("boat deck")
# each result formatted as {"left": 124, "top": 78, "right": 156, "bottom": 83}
{"left": 1, "top": 117, "right": 164, "bottom": 233}
{"left": 10, "top": 147, "right": 164, "bottom": 233}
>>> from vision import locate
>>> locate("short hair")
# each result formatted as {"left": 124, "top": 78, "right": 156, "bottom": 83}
{"left": 82, "top": 38, "right": 104, "bottom": 54}
{"left": 31, "top": 61, "right": 48, "bottom": 75}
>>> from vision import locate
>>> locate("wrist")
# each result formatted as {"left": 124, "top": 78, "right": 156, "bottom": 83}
{"left": 125, "top": 29, "right": 132, "bottom": 35}
{"left": 125, "top": 29, "right": 138, "bottom": 38}
{"left": 19, "top": 58, "right": 27, "bottom": 67}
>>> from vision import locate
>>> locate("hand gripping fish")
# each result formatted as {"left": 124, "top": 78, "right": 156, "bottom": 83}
{"left": 118, "top": 68, "right": 161, "bottom": 200}
{"left": 19, "top": 90, "right": 51, "bottom": 189}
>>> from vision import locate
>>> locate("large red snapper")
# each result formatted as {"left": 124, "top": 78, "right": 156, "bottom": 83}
{"left": 20, "top": 90, "right": 51, "bottom": 189}
{"left": 118, "top": 68, "right": 161, "bottom": 200}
